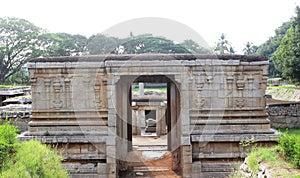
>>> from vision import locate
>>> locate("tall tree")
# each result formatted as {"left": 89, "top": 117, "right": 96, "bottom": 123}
{"left": 257, "top": 21, "right": 290, "bottom": 77}
{"left": 214, "top": 33, "right": 235, "bottom": 54}
{"left": 87, "top": 34, "right": 121, "bottom": 54}
{"left": 0, "top": 17, "right": 42, "bottom": 84}
{"left": 112, "top": 34, "right": 190, "bottom": 54}
{"left": 39, "top": 33, "right": 88, "bottom": 57}
{"left": 243, "top": 42, "right": 258, "bottom": 55}
{"left": 272, "top": 6, "right": 300, "bottom": 83}
{"left": 180, "top": 39, "right": 212, "bottom": 54}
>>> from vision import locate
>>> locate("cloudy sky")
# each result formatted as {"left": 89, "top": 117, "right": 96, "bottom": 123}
{"left": 1, "top": 0, "right": 299, "bottom": 53}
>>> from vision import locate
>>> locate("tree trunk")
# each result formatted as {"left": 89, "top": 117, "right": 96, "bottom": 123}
{"left": 0, "top": 75, "right": 5, "bottom": 84}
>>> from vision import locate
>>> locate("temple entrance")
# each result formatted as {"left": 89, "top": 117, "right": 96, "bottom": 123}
{"left": 115, "top": 75, "right": 181, "bottom": 177}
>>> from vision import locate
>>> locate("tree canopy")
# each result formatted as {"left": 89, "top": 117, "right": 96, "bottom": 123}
{"left": 0, "top": 17, "right": 42, "bottom": 84}
{"left": 214, "top": 33, "right": 235, "bottom": 54}
{"left": 243, "top": 42, "right": 258, "bottom": 55}
{"left": 111, "top": 34, "right": 191, "bottom": 54}
{"left": 272, "top": 6, "right": 300, "bottom": 83}
{"left": 38, "top": 33, "right": 88, "bottom": 57}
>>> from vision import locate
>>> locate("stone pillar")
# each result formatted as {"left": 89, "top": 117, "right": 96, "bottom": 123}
{"left": 139, "top": 109, "right": 146, "bottom": 129}
{"left": 132, "top": 110, "right": 137, "bottom": 135}
{"left": 139, "top": 82, "right": 144, "bottom": 96}
{"left": 156, "top": 107, "right": 161, "bottom": 137}
{"left": 106, "top": 75, "right": 118, "bottom": 177}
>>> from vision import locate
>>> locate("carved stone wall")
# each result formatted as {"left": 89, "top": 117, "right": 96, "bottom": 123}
{"left": 268, "top": 103, "right": 300, "bottom": 128}
{"left": 23, "top": 54, "right": 278, "bottom": 178}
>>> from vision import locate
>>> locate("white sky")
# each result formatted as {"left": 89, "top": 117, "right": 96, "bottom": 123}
{"left": 1, "top": 0, "right": 299, "bottom": 53}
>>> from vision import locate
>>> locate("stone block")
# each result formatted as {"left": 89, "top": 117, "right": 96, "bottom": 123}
{"left": 181, "top": 135, "right": 191, "bottom": 145}
{"left": 108, "top": 114, "right": 117, "bottom": 127}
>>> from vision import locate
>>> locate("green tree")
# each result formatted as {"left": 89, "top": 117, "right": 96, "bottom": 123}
{"left": 0, "top": 17, "right": 42, "bottom": 84}
{"left": 257, "top": 21, "right": 291, "bottom": 77}
{"left": 39, "top": 33, "right": 88, "bottom": 56}
{"left": 180, "top": 39, "right": 212, "bottom": 54}
{"left": 112, "top": 34, "right": 190, "bottom": 54}
{"left": 214, "top": 33, "right": 235, "bottom": 54}
{"left": 243, "top": 42, "right": 258, "bottom": 55}
{"left": 4, "top": 67, "right": 29, "bottom": 85}
{"left": 272, "top": 6, "right": 300, "bottom": 83}
{"left": 87, "top": 34, "right": 121, "bottom": 54}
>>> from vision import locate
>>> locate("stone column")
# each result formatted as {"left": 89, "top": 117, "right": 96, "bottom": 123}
{"left": 139, "top": 83, "right": 144, "bottom": 96}
{"left": 132, "top": 110, "right": 137, "bottom": 135}
{"left": 106, "top": 74, "right": 118, "bottom": 177}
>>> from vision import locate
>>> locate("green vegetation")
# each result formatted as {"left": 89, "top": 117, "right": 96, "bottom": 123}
{"left": 1, "top": 5, "right": 300, "bottom": 85}
{"left": 272, "top": 6, "right": 300, "bottom": 84}
{"left": 285, "top": 128, "right": 300, "bottom": 136}
{"left": 279, "top": 132, "right": 300, "bottom": 167}
{"left": 1, "top": 141, "right": 68, "bottom": 178}
{"left": 213, "top": 33, "right": 235, "bottom": 54}
{"left": 0, "top": 121, "right": 19, "bottom": 172}
{"left": 132, "top": 87, "right": 167, "bottom": 93}
{"left": 246, "top": 146, "right": 283, "bottom": 174}
{"left": 0, "top": 84, "right": 30, "bottom": 89}
{"left": 267, "top": 85, "right": 300, "bottom": 90}
{"left": 231, "top": 129, "right": 300, "bottom": 177}
{"left": 0, "top": 121, "right": 69, "bottom": 178}
{"left": 0, "top": 85, "right": 20, "bottom": 89}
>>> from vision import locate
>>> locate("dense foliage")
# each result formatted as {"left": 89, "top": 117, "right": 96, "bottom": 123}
{"left": 279, "top": 132, "right": 300, "bottom": 167}
{"left": 1, "top": 141, "right": 69, "bottom": 178}
{"left": 0, "top": 121, "right": 69, "bottom": 178}
{"left": 0, "top": 17, "right": 42, "bottom": 84}
{"left": 0, "top": 121, "right": 18, "bottom": 171}
{"left": 111, "top": 34, "right": 191, "bottom": 54}
{"left": 272, "top": 6, "right": 300, "bottom": 84}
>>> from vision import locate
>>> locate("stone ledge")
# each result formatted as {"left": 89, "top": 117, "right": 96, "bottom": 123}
{"left": 191, "top": 132, "right": 279, "bottom": 142}
{"left": 29, "top": 54, "right": 268, "bottom": 63}
{"left": 19, "top": 133, "right": 107, "bottom": 143}
{"left": 191, "top": 119, "right": 270, "bottom": 125}
{"left": 193, "top": 153, "right": 246, "bottom": 159}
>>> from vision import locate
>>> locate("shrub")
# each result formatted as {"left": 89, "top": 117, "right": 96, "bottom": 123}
{"left": 1, "top": 140, "right": 69, "bottom": 178}
{"left": 0, "top": 120, "right": 19, "bottom": 171}
{"left": 279, "top": 132, "right": 300, "bottom": 168}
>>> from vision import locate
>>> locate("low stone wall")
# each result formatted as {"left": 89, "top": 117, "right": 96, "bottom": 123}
{"left": 268, "top": 103, "right": 300, "bottom": 128}
{"left": 0, "top": 104, "right": 32, "bottom": 132}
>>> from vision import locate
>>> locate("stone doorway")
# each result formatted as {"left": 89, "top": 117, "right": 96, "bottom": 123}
{"left": 115, "top": 75, "right": 181, "bottom": 176}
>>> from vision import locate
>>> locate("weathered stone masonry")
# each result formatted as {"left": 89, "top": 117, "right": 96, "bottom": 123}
{"left": 268, "top": 102, "right": 300, "bottom": 128}
{"left": 23, "top": 54, "right": 278, "bottom": 177}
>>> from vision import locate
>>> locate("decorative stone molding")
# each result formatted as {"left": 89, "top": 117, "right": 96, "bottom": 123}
{"left": 236, "top": 76, "right": 245, "bottom": 90}
{"left": 194, "top": 97, "right": 206, "bottom": 108}
{"left": 64, "top": 78, "right": 71, "bottom": 109}
{"left": 235, "top": 98, "right": 245, "bottom": 108}
{"left": 194, "top": 72, "right": 205, "bottom": 90}
{"left": 52, "top": 79, "right": 63, "bottom": 109}
{"left": 207, "top": 75, "right": 213, "bottom": 84}
{"left": 94, "top": 80, "right": 103, "bottom": 109}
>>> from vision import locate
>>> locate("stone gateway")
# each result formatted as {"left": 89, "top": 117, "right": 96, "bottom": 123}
{"left": 23, "top": 54, "right": 278, "bottom": 177}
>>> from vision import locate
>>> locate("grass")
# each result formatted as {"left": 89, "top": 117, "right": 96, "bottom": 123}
{"left": 286, "top": 128, "right": 300, "bottom": 136}
{"left": 278, "top": 128, "right": 300, "bottom": 136}
{"left": 230, "top": 129, "right": 300, "bottom": 177}
{"left": 267, "top": 85, "right": 300, "bottom": 90}
{"left": 132, "top": 87, "right": 167, "bottom": 93}
{"left": 0, "top": 85, "right": 28, "bottom": 89}
{"left": 246, "top": 146, "right": 284, "bottom": 173}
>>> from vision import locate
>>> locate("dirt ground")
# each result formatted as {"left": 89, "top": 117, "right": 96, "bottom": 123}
{"left": 120, "top": 135, "right": 181, "bottom": 178}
